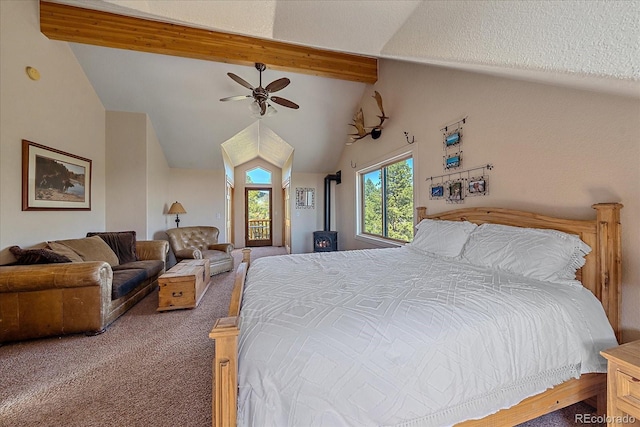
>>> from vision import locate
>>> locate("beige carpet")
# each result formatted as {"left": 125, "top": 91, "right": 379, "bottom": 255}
{"left": 0, "top": 247, "right": 602, "bottom": 427}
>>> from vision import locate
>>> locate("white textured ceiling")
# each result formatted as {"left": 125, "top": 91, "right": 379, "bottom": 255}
{"left": 58, "top": 0, "right": 640, "bottom": 172}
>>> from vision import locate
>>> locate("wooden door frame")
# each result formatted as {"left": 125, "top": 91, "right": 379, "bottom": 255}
{"left": 245, "top": 187, "right": 273, "bottom": 247}
{"left": 282, "top": 180, "right": 291, "bottom": 254}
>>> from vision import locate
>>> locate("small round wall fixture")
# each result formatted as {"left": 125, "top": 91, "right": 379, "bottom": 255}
{"left": 26, "top": 66, "right": 40, "bottom": 81}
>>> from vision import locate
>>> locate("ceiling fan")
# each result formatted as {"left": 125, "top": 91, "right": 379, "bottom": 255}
{"left": 220, "top": 62, "right": 299, "bottom": 116}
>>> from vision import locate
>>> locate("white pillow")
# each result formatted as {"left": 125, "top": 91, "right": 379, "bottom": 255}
{"left": 461, "top": 223, "right": 592, "bottom": 285}
{"left": 407, "top": 219, "right": 477, "bottom": 258}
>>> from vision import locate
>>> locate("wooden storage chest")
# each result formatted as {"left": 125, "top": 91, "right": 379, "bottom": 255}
{"left": 157, "top": 259, "right": 211, "bottom": 311}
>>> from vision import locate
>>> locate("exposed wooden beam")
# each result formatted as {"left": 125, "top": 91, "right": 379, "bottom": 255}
{"left": 39, "top": 1, "right": 378, "bottom": 84}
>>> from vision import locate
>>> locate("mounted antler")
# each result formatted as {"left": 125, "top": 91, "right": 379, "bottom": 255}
{"left": 348, "top": 91, "right": 389, "bottom": 143}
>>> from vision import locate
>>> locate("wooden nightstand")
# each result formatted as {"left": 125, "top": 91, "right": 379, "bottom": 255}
{"left": 601, "top": 340, "right": 640, "bottom": 426}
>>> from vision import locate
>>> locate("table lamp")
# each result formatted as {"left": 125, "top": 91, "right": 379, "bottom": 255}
{"left": 168, "top": 201, "right": 186, "bottom": 227}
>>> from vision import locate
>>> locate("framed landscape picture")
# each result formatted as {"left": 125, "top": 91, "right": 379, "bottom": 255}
{"left": 22, "top": 140, "right": 92, "bottom": 210}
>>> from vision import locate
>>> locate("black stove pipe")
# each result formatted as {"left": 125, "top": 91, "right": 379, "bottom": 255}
{"left": 324, "top": 170, "right": 341, "bottom": 231}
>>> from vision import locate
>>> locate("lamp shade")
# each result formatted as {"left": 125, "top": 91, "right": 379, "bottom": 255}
{"left": 168, "top": 202, "right": 186, "bottom": 215}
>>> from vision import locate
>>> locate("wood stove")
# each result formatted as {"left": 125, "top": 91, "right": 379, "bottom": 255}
{"left": 313, "top": 231, "right": 337, "bottom": 252}
{"left": 313, "top": 171, "right": 341, "bottom": 252}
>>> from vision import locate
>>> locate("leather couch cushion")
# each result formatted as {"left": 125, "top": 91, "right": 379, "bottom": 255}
{"left": 53, "top": 236, "right": 120, "bottom": 267}
{"left": 112, "top": 260, "right": 164, "bottom": 278}
{"left": 46, "top": 241, "right": 84, "bottom": 262}
{"left": 112, "top": 269, "right": 147, "bottom": 299}
{"left": 86, "top": 231, "right": 138, "bottom": 264}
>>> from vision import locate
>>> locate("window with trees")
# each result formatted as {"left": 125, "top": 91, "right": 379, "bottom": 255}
{"left": 360, "top": 156, "right": 414, "bottom": 243}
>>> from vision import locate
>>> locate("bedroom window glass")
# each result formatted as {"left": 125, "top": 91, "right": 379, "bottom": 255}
{"left": 361, "top": 156, "right": 414, "bottom": 242}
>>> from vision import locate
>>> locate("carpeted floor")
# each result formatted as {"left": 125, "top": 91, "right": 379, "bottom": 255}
{"left": 0, "top": 247, "right": 602, "bottom": 426}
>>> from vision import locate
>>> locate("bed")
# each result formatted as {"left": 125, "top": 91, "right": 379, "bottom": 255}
{"left": 209, "top": 203, "right": 622, "bottom": 427}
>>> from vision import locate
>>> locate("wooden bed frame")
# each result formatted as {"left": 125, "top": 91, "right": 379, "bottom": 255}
{"left": 209, "top": 203, "right": 622, "bottom": 427}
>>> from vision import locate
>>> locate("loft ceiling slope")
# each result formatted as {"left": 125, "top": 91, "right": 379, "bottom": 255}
{"left": 39, "top": 0, "right": 378, "bottom": 84}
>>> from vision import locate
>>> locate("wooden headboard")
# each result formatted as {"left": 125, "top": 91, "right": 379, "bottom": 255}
{"left": 416, "top": 203, "right": 622, "bottom": 342}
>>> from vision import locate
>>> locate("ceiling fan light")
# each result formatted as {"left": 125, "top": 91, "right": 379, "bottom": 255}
{"left": 249, "top": 100, "right": 277, "bottom": 118}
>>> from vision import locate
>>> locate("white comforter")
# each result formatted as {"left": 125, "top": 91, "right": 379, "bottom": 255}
{"left": 237, "top": 247, "right": 617, "bottom": 427}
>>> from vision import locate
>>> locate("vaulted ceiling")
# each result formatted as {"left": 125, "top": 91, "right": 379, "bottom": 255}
{"left": 44, "top": 0, "right": 639, "bottom": 173}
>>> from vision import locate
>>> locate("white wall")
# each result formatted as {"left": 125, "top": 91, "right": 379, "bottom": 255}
{"left": 105, "top": 111, "right": 147, "bottom": 236}
{"left": 145, "top": 116, "right": 170, "bottom": 240}
{"left": 167, "top": 168, "right": 226, "bottom": 236}
{"left": 0, "top": 0, "right": 106, "bottom": 263}
{"left": 105, "top": 111, "right": 170, "bottom": 240}
{"left": 336, "top": 59, "right": 640, "bottom": 342}
{"left": 290, "top": 172, "right": 326, "bottom": 254}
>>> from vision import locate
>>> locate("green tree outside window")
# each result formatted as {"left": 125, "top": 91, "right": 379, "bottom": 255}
{"left": 362, "top": 157, "right": 413, "bottom": 242}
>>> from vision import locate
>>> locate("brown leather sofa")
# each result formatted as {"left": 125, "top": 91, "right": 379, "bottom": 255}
{"left": 166, "top": 226, "right": 233, "bottom": 275}
{"left": 0, "top": 238, "right": 168, "bottom": 343}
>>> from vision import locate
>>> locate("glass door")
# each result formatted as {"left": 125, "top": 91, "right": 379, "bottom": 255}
{"left": 245, "top": 187, "right": 272, "bottom": 247}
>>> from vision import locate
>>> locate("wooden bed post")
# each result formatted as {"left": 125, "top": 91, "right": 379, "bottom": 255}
{"left": 209, "top": 261, "right": 248, "bottom": 427}
{"left": 592, "top": 202, "right": 623, "bottom": 343}
{"left": 209, "top": 317, "right": 239, "bottom": 427}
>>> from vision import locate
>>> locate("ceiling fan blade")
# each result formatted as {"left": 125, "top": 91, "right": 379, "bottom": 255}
{"left": 260, "top": 101, "right": 267, "bottom": 116}
{"left": 270, "top": 96, "right": 299, "bottom": 109}
{"left": 227, "top": 72, "right": 254, "bottom": 90}
{"left": 219, "top": 95, "right": 252, "bottom": 102}
{"left": 265, "top": 77, "right": 290, "bottom": 93}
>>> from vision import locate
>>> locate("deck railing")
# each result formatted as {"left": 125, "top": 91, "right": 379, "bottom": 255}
{"left": 248, "top": 219, "right": 270, "bottom": 240}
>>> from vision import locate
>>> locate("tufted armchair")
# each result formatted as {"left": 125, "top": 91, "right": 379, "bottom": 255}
{"left": 166, "top": 226, "right": 234, "bottom": 276}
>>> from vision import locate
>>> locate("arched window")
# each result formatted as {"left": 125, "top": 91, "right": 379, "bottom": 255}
{"left": 246, "top": 167, "right": 272, "bottom": 184}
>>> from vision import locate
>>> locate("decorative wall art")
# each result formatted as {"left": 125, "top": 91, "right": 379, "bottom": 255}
{"left": 22, "top": 139, "right": 92, "bottom": 210}
{"left": 447, "top": 179, "right": 464, "bottom": 203}
{"left": 295, "top": 187, "right": 315, "bottom": 209}
{"left": 427, "top": 164, "right": 493, "bottom": 204}
{"left": 430, "top": 183, "right": 445, "bottom": 200}
{"left": 346, "top": 91, "right": 388, "bottom": 144}
{"left": 428, "top": 116, "right": 493, "bottom": 203}
{"left": 444, "top": 153, "right": 462, "bottom": 170}
{"left": 441, "top": 117, "right": 466, "bottom": 171}
{"left": 467, "top": 175, "right": 489, "bottom": 197}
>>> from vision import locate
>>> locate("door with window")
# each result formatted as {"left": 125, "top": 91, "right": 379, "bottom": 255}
{"left": 245, "top": 188, "right": 272, "bottom": 247}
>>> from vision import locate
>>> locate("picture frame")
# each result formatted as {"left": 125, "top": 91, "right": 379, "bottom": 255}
{"left": 430, "top": 184, "right": 445, "bottom": 200}
{"left": 295, "top": 187, "right": 315, "bottom": 209}
{"left": 467, "top": 175, "right": 488, "bottom": 197}
{"left": 444, "top": 152, "right": 462, "bottom": 170}
{"left": 446, "top": 180, "right": 464, "bottom": 203}
{"left": 444, "top": 131, "right": 461, "bottom": 147}
{"left": 22, "top": 139, "right": 92, "bottom": 211}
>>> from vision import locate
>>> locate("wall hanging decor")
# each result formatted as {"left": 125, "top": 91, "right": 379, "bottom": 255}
{"left": 430, "top": 183, "right": 445, "bottom": 200}
{"left": 427, "top": 164, "right": 493, "bottom": 204}
{"left": 441, "top": 117, "right": 466, "bottom": 171}
{"left": 295, "top": 187, "right": 315, "bottom": 209}
{"left": 346, "top": 91, "right": 388, "bottom": 144}
{"left": 446, "top": 179, "right": 464, "bottom": 203}
{"left": 404, "top": 131, "right": 415, "bottom": 144}
{"left": 444, "top": 153, "right": 462, "bottom": 170}
{"left": 466, "top": 175, "right": 489, "bottom": 197}
{"left": 22, "top": 139, "right": 92, "bottom": 211}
